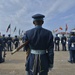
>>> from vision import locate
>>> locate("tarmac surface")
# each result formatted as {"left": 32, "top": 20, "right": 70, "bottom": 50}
{"left": 0, "top": 43, "right": 75, "bottom": 75}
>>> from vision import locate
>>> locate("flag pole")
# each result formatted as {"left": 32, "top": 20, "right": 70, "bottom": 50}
{"left": 10, "top": 26, "right": 11, "bottom": 35}
{"left": 6, "top": 24, "right": 11, "bottom": 34}
{"left": 10, "top": 24, "right": 11, "bottom": 35}
{"left": 65, "top": 24, "right": 68, "bottom": 50}
{"left": 65, "top": 24, "right": 68, "bottom": 37}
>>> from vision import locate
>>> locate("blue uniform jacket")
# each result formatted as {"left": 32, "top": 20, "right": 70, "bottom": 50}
{"left": 13, "top": 38, "right": 19, "bottom": 45}
{"left": 55, "top": 36, "right": 60, "bottom": 44}
{"left": 68, "top": 36, "right": 75, "bottom": 50}
{"left": 2, "top": 37, "right": 7, "bottom": 47}
{"left": 61, "top": 36, "right": 66, "bottom": 44}
{"left": 7, "top": 37, "right": 12, "bottom": 45}
{"left": 24, "top": 26, "right": 54, "bottom": 72}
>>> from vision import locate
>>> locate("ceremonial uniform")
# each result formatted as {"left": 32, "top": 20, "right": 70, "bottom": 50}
{"left": 2, "top": 34, "right": 7, "bottom": 50}
{"left": 24, "top": 14, "right": 54, "bottom": 75}
{"left": 54, "top": 34, "right": 60, "bottom": 51}
{"left": 13, "top": 35, "right": 19, "bottom": 49}
{"left": 7, "top": 34, "right": 12, "bottom": 51}
{"left": 2, "top": 34, "right": 7, "bottom": 61}
{"left": 61, "top": 34, "right": 67, "bottom": 51}
{"left": 68, "top": 30, "right": 75, "bottom": 63}
{"left": 0, "top": 38, "right": 4, "bottom": 63}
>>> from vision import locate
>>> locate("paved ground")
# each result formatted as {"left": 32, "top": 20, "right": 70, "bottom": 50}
{"left": 0, "top": 50, "right": 75, "bottom": 75}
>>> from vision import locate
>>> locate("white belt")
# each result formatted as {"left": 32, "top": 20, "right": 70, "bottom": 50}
{"left": 31, "top": 49, "right": 46, "bottom": 54}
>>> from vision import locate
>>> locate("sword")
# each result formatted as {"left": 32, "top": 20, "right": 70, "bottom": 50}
{"left": 11, "top": 41, "right": 29, "bottom": 55}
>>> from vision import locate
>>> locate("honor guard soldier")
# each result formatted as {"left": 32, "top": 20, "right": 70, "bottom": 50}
{"left": 13, "top": 35, "right": 19, "bottom": 49}
{"left": 2, "top": 34, "right": 7, "bottom": 50}
{"left": 0, "top": 35, "right": 4, "bottom": 63}
{"left": 2, "top": 34, "right": 7, "bottom": 61}
{"left": 61, "top": 34, "right": 67, "bottom": 51}
{"left": 7, "top": 34, "right": 13, "bottom": 51}
{"left": 54, "top": 34, "right": 60, "bottom": 51}
{"left": 68, "top": 30, "right": 75, "bottom": 63}
{"left": 23, "top": 14, "right": 54, "bottom": 75}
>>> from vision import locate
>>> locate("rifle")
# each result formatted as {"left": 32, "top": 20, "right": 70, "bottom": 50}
{"left": 11, "top": 41, "right": 29, "bottom": 55}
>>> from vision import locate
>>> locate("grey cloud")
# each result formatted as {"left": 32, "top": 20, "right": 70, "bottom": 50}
{"left": 61, "top": 14, "right": 75, "bottom": 20}
{"left": 0, "top": 0, "right": 75, "bottom": 34}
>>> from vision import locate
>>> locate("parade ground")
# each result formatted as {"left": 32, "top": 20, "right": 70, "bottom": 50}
{"left": 0, "top": 50, "right": 75, "bottom": 75}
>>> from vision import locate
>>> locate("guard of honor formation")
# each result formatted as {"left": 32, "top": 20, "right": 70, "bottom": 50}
{"left": 0, "top": 14, "right": 75, "bottom": 75}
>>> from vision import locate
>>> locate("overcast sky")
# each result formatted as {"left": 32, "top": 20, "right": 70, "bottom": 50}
{"left": 0, "top": 0, "right": 75, "bottom": 36}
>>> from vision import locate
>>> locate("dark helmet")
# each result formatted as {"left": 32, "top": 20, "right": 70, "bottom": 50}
{"left": 3, "top": 34, "right": 5, "bottom": 37}
{"left": 15, "top": 35, "right": 17, "bottom": 37}
{"left": 62, "top": 34, "right": 64, "bottom": 36}
{"left": 56, "top": 34, "right": 58, "bottom": 36}
{"left": 8, "top": 34, "right": 11, "bottom": 37}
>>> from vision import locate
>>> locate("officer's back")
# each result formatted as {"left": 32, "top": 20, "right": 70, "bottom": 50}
{"left": 26, "top": 27, "right": 53, "bottom": 50}
{"left": 61, "top": 34, "right": 66, "bottom": 44}
{"left": 68, "top": 30, "right": 75, "bottom": 63}
{"left": 2, "top": 34, "right": 7, "bottom": 47}
{"left": 7, "top": 34, "right": 12, "bottom": 44}
{"left": 7, "top": 34, "right": 12, "bottom": 51}
{"left": 13, "top": 35, "right": 19, "bottom": 43}
{"left": 24, "top": 14, "right": 54, "bottom": 75}
{"left": 69, "top": 31, "right": 75, "bottom": 50}
{"left": 13, "top": 35, "right": 19, "bottom": 49}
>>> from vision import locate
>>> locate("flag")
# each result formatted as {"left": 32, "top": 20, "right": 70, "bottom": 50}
{"left": 65, "top": 24, "right": 68, "bottom": 31}
{"left": 59, "top": 27, "right": 63, "bottom": 30}
{"left": 6, "top": 24, "right": 11, "bottom": 32}
{"left": 13, "top": 27, "right": 16, "bottom": 32}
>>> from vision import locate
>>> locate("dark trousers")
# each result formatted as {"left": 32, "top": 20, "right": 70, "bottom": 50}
{"left": 8, "top": 44, "right": 12, "bottom": 51}
{"left": 62, "top": 44, "right": 66, "bottom": 51}
{"left": 15, "top": 44, "right": 18, "bottom": 49}
{"left": 55, "top": 44, "right": 59, "bottom": 51}
{"left": 0, "top": 51, "right": 3, "bottom": 63}
{"left": 71, "top": 50, "right": 75, "bottom": 62}
{"left": 69, "top": 50, "right": 72, "bottom": 61}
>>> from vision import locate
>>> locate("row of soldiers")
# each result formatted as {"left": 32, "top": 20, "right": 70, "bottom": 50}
{"left": 54, "top": 31, "right": 75, "bottom": 63}
{"left": 0, "top": 34, "right": 20, "bottom": 63}
{"left": 54, "top": 34, "right": 67, "bottom": 51}
{"left": 0, "top": 33, "right": 67, "bottom": 63}
{"left": 2, "top": 34, "right": 20, "bottom": 51}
